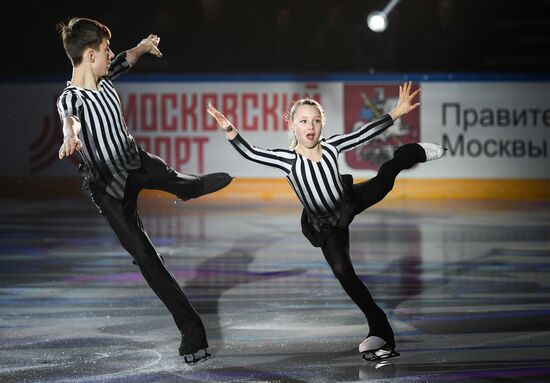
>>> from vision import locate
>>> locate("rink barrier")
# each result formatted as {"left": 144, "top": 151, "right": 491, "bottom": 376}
{"left": 2, "top": 177, "right": 549, "bottom": 201}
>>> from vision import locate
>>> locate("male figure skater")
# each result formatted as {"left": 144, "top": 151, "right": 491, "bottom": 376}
{"left": 57, "top": 17, "right": 231, "bottom": 364}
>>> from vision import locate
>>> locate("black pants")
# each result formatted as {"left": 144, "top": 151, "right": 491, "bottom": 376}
{"left": 90, "top": 148, "right": 208, "bottom": 348}
{"left": 320, "top": 143, "right": 426, "bottom": 347}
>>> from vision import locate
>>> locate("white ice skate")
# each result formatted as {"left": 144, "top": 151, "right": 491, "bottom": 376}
{"left": 418, "top": 143, "right": 446, "bottom": 161}
{"left": 359, "top": 336, "right": 400, "bottom": 362}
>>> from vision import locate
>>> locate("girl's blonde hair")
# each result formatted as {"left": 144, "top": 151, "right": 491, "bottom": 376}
{"left": 286, "top": 98, "right": 326, "bottom": 149}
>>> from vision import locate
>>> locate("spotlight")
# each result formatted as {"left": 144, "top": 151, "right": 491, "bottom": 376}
{"left": 366, "top": 0, "right": 401, "bottom": 32}
{"left": 367, "top": 11, "right": 387, "bottom": 32}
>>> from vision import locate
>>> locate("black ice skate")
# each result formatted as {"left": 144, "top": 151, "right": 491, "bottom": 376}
{"left": 197, "top": 172, "right": 234, "bottom": 197}
{"left": 182, "top": 348, "right": 211, "bottom": 365}
{"left": 180, "top": 172, "right": 234, "bottom": 201}
{"left": 179, "top": 329, "right": 211, "bottom": 365}
{"left": 359, "top": 335, "right": 400, "bottom": 362}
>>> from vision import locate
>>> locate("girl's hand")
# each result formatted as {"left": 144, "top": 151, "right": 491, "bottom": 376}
{"left": 389, "top": 81, "right": 420, "bottom": 121}
{"left": 207, "top": 103, "right": 232, "bottom": 131}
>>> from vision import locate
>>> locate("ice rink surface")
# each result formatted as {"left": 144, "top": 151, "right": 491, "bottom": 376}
{"left": 1, "top": 197, "right": 549, "bottom": 382}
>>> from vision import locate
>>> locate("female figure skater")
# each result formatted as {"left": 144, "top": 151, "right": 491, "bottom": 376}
{"left": 207, "top": 82, "right": 445, "bottom": 361}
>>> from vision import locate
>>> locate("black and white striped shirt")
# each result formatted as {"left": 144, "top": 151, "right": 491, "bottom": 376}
{"left": 57, "top": 52, "right": 141, "bottom": 200}
{"left": 230, "top": 114, "right": 393, "bottom": 227}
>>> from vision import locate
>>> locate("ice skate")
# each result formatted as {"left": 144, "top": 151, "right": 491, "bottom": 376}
{"left": 359, "top": 335, "right": 400, "bottom": 362}
{"left": 182, "top": 348, "right": 211, "bottom": 365}
{"left": 418, "top": 143, "right": 446, "bottom": 161}
{"left": 197, "top": 172, "right": 234, "bottom": 197}
{"left": 179, "top": 328, "right": 210, "bottom": 364}
{"left": 178, "top": 172, "right": 234, "bottom": 201}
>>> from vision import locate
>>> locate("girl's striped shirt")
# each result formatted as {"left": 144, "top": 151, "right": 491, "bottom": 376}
{"left": 229, "top": 114, "right": 393, "bottom": 227}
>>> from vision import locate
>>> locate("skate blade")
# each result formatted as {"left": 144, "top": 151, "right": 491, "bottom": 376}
{"left": 361, "top": 348, "right": 400, "bottom": 362}
{"left": 183, "top": 349, "right": 211, "bottom": 365}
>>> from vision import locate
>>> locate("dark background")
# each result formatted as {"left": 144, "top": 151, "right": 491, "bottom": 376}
{"left": 4, "top": 0, "right": 550, "bottom": 75}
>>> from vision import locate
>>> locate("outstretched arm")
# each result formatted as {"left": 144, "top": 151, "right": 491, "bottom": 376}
{"left": 327, "top": 81, "right": 420, "bottom": 152}
{"left": 108, "top": 34, "right": 162, "bottom": 80}
{"left": 206, "top": 103, "right": 294, "bottom": 173}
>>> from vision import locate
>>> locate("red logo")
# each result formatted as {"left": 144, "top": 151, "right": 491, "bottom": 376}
{"left": 30, "top": 97, "right": 78, "bottom": 173}
{"left": 343, "top": 84, "right": 420, "bottom": 170}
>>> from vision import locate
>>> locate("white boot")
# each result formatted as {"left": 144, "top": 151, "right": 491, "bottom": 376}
{"left": 359, "top": 336, "right": 400, "bottom": 361}
{"left": 359, "top": 336, "right": 387, "bottom": 353}
{"left": 418, "top": 143, "right": 446, "bottom": 161}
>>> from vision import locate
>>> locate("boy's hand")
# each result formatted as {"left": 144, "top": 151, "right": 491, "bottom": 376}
{"left": 59, "top": 135, "right": 82, "bottom": 159}
{"left": 138, "top": 34, "right": 162, "bottom": 58}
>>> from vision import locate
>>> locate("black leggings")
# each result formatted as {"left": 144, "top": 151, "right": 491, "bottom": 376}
{"left": 90, "top": 148, "right": 208, "bottom": 349}
{"left": 320, "top": 143, "right": 425, "bottom": 346}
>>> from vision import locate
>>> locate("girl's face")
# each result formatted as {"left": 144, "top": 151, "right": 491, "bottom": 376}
{"left": 290, "top": 105, "right": 324, "bottom": 149}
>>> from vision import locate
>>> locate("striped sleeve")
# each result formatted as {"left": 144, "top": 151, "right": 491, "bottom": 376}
{"left": 107, "top": 52, "right": 131, "bottom": 80}
{"left": 57, "top": 90, "right": 83, "bottom": 121}
{"left": 326, "top": 114, "right": 393, "bottom": 153}
{"left": 229, "top": 133, "right": 294, "bottom": 174}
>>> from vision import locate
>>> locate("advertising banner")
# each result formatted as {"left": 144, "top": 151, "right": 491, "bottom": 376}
{"left": 1, "top": 79, "right": 549, "bottom": 179}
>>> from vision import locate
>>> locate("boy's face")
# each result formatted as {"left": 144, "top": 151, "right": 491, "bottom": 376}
{"left": 92, "top": 39, "right": 114, "bottom": 77}
{"left": 290, "top": 105, "right": 324, "bottom": 149}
